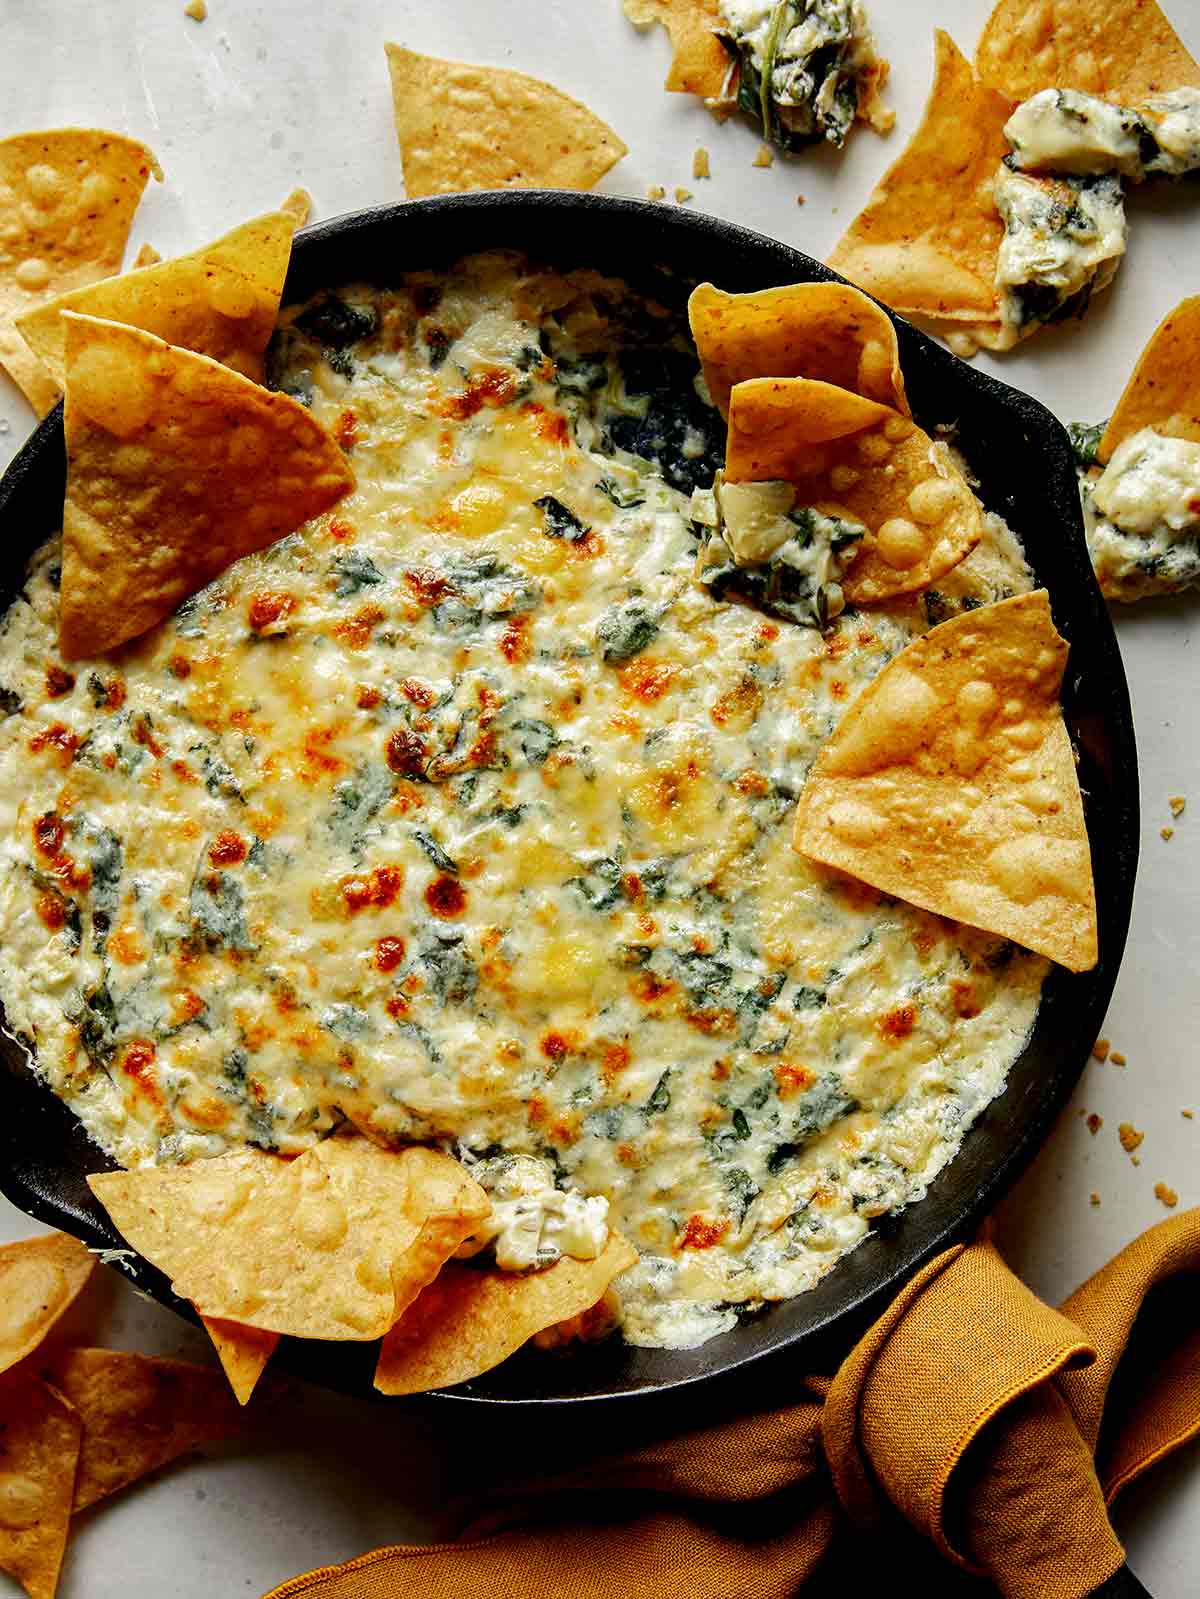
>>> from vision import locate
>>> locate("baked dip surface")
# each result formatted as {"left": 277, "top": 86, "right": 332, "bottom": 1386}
{"left": 0, "top": 252, "right": 1047, "bottom": 1348}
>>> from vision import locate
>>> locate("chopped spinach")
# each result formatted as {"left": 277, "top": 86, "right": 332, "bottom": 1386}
{"left": 412, "top": 827, "right": 458, "bottom": 874}
{"left": 419, "top": 933, "right": 476, "bottom": 1007}
{"left": 643, "top": 1070, "right": 671, "bottom": 1116}
{"left": 534, "top": 495, "right": 589, "bottom": 542}
{"left": 325, "top": 764, "right": 394, "bottom": 859}
{"left": 566, "top": 855, "right": 623, "bottom": 912}
{"left": 792, "top": 985, "right": 827, "bottom": 1012}
{"left": 511, "top": 718, "right": 559, "bottom": 765}
{"left": 424, "top": 328, "right": 451, "bottom": 368}
{"left": 332, "top": 550, "right": 384, "bottom": 597}
{"left": 1067, "top": 420, "right": 1106, "bottom": 470}
{"left": 200, "top": 750, "right": 244, "bottom": 802}
{"left": 321, "top": 1004, "right": 371, "bottom": 1040}
{"left": 189, "top": 869, "right": 254, "bottom": 951}
{"left": 598, "top": 599, "right": 660, "bottom": 663}
{"left": 723, "top": 1165, "right": 760, "bottom": 1222}
{"left": 553, "top": 354, "right": 606, "bottom": 396}
{"left": 596, "top": 476, "right": 646, "bottom": 510}
{"left": 0, "top": 685, "right": 21, "bottom": 717}
{"left": 294, "top": 295, "right": 377, "bottom": 349}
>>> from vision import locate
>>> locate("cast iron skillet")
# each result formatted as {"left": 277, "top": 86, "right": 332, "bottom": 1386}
{"left": 0, "top": 193, "right": 1138, "bottom": 1411}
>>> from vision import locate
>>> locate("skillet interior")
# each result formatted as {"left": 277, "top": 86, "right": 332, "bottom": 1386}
{"left": 0, "top": 193, "right": 1138, "bottom": 1408}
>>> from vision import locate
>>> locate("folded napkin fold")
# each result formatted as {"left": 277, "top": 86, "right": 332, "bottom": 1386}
{"left": 264, "top": 1210, "right": 1200, "bottom": 1599}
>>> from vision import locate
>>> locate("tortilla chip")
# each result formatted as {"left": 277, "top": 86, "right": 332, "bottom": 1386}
{"left": 827, "top": 32, "right": 1011, "bottom": 324}
{"left": 726, "top": 377, "right": 982, "bottom": 602}
{"left": 689, "top": 281, "right": 908, "bottom": 418}
{"left": 976, "top": 0, "right": 1200, "bottom": 103}
{"left": 0, "top": 1375, "right": 81, "bottom": 1599}
{"left": 0, "top": 129, "right": 161, "bottom": 415}
{"left": 281, "top": 188, "right": 312, "bottom": 226}
{"left": 1099, "top": 296, "right": 1200, "bottom": 461}
{"left": 622, "top": 0, "right": 731, "bottom": 99}
{"left": 374, "top": 1234, "right": 638, "bottom": 1396}
{"left": 793, "top": 591, "right": 1097, "bottom": 971}
{"left": 18, "top": 210, "right": 296, "bottom": 388}
{"left": 89, "top": 1141, "right": 490, "bottom": 1341}
{"left": 132, "top": 244, "right": 161, "bottom": 269}
{"left": 0, "top": 1235, "right": 95, "bottom": 1379}
{"left": 200, "top": 1318, "right": 279, "bottom": 1407}
{"left": 385, "top": 45, "right": 627, "bottom": 197}
{"left": 59, "top": 312, "right": 354, "bottom": 659}
{"left": 42, "top": 1349, "right": 243, "bottom": 1512}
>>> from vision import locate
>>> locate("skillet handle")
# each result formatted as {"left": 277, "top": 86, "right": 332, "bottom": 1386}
{"left": 1086, "top": 1567, "right": 1153, "bottom": 1598}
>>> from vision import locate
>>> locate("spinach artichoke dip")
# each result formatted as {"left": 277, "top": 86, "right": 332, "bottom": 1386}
{"left": 713, "top": 0, "right": 892, "bottom": 151}
{"left": 0, "top": 252, "right": 1048, "bottom": 1350}
{"left": 1072, "top": 422, "right": 1200, "bottom": 602}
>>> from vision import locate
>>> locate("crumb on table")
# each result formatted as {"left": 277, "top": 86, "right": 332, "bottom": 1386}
{"left": 1090, "top": 1191, "right": 1101, "bottom": 1207}
{"left": 1086, "top": 1112, "right": 1103, "bottom": 1135}
{"left": 752, "top": 145, "right": 774, "bottom": 168}
{"left": 1169, "top": 795, "right": 1187, "bottom": 818}
{"left": 1154, "top": 1182, "right": 1178, "bottom": 1209}
{"left": 646, "top": 184, "right": 666, "bottom": 201}
{"left": 1092, "top": 1038, "right": 1110, "bottom": 1062}
{"left": 184, "top": 0, "right": 207, "bottom": 18}
{"left": 1110, "top": 1051, "right": 1127, "bottom": 1067}
{"left": 674, "top": 187, "right": 693, "bottom": 203}
{"left": 692, "top": 148, "right": 710, "bottom": 179}
{"left": 1183, "top": 1109, "right": 1194, "bottom": 1120}
{"left": 1118, "top": 1122, "right": 1144, "bottom": 1153}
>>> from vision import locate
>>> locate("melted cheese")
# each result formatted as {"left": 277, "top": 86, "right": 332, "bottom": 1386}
{"left": 0, "top": 252, "right": 1046, "bottom": 1348}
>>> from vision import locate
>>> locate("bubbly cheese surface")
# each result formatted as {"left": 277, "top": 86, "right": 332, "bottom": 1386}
{"left": 0, "top": 252, "right": 1046, "bottom": 1348}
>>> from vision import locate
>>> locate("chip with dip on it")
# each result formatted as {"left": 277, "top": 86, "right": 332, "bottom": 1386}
{"left": 0, "top": 1234, "right": 96, "bottom": 1378}
{"left": 17, "top": 210, "right": 298, "bottom": 388}
{"left": 827, "top": 32, "right": 1012, "bottom": 331}
{"left": 688, "top": 280, "right": 908, "bottom": 417}
{"left": 88, "top": 1141, "right": 490, "bottom": 1341}
{"left": 42, "top": 1348, "right": 247, "bottom": 1512}
{"left": 620, "top": 0, "right": 731, "bottom": 99}
{"left": 1100, "top": 295, "right": 1200, "bottom": 461}
{"left": 793, "top": 590, "right": 1097, "bottom": 972}
{"left": 725, "top": 376, "right": 982, "bottom": 602}
{"left": 976, "top": 0, "right": 1200, "bottom": 102}
{"left": 58, "top": 311, "right": 354, "bottom": 659}
{"left": 374, "top": 1233, "right": 638, "bottom": 1396}
{"left": 0, "top": 1374, "right": 80, "bottom": 1599}
{"left": 0, "top": 128, "right": 161, "bottom": 415}
{"left": 384, "top": 45, "right": 627, "bottom": 197}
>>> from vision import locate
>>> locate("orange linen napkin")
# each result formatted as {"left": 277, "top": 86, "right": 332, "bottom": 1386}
{"left": 264, "top": 1210, "right": 1200, "bottom": 1599}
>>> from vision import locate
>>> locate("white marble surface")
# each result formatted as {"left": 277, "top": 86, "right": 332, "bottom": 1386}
{"left": 2, "top": 0, "right": 1199, "bottom": 1593}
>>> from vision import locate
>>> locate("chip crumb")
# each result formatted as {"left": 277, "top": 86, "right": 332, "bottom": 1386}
{"left": 752, "top": 144, "right": 774, "bottom": 168}
{"left": 674, "top": 187, "right": 693, "bottom": 203}
{"left": 1118, "top": 1122, "right": 1143, "bottom": 1153}
{"left": 1182, "top": 1109, "right": 1194, "bottom": 1119}
{"left": 646, "top": 184, "right": 666, "bottom": 201}
{"left": 1091, "top": 1037, "right": 1110, "bottom": 1062}
{"left": 1086, "top": 1112, "right": 1103, "bottom": 1135}
{"left": 1132, "top": 1155, "right": 1141, "bottom": 1166}
{"left": 1169, "top": 795, "right": 1186, "bottom": 817}
{"left": 184, "top": 0, "right": 207, "bottom": 17}
{"left": 1089, "top": 1191, "right": 1101, "bottom": 1207}
{"left": 1154, "top": 1182, "right": 1178, "bottom": 1208}
{"left": 1161, "top": 826, "right": 1174, "bottom": 841}
{"left": 692, "top": 147, "right": 710, "bottom": 179}
{"left": 1110, "top": 1051, "right": 1127, "bottom": 1067}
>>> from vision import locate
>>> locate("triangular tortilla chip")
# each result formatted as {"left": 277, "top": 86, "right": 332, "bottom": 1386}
{"left": 827, "top": 32, "right": 1012, "bottom": 324}
{"left": 976, "top": 0, "right": 1200, "bottom": 103}
{"left": 59, "top": 312, "right": 354, "bottom": 659}
{"left": 385, "top": 45, "right": 627, "bottom": 197}
{"left": 42, "top": 1349, "right": 244, "bottom": 1511}
{"left": 18, "top": 210, "right": 296, "bottom": 388}
{"left": 0, "top": 1375, "right": 81, "bottom": 1599}
{"left": 726, "top": 377, "right": 982, "bottom": 603}
{"left": 793, "top": 591, "right": 1097, "bottom": 971}
{"left": 1099, "top": 295, "right": 1200, "bottom": 461}
{"left": 689, "top": 280, "right": 908, "bottom": 418}
{"left": 0, "top": 128, "right": 161, "bottom": 415}
{"left": 622, "top": 0, "right": 731, "bottom": 99}
{"left": 200, "top": 1318, "right": 280, "bottom": 1407}
{"left": 374, "top": 1234, "right": 638, "bottom": 1396}
{"left": 89, "top": 1141, "right": 489, "bottom": 1341}
{"left": 280, "top": 187, "right": 312, "bottom": 226}
{"left": 0, "top": 1234, "right": 95, "bottom": 1378}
